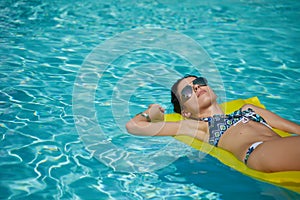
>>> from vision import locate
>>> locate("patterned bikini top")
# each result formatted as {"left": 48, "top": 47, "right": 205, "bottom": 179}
{"left": 193, "top": 108, "right": 270, "bottom": 147}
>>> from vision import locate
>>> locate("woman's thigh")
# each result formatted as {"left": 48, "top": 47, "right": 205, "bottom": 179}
{"left": 247, "top": 136, "right": 300, "bottom": 172}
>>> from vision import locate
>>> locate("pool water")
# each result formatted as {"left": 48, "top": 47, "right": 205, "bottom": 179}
{"left": 1, "top": 0, "right": 300, "bottom": 199}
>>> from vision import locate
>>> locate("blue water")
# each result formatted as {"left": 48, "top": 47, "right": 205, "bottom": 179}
{"left": 1, "top": 0, "right": 300, "bottom": 199}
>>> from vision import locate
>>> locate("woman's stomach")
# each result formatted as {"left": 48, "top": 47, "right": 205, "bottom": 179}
{"left": 217, "top": 120, "right": 281, "bottom": 161}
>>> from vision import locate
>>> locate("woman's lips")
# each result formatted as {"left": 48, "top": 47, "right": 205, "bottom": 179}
{"left": 197, "top": 90, "right": 206, "bottom": 97}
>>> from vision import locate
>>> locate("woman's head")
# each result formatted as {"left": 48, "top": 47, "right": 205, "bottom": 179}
{"left": 171, "top": 75, "right": 217, "bottom": 115}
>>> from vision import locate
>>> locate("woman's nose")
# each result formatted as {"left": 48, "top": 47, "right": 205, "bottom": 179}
{"left": 193, "top": 84, "right": 201, "bottom": 92}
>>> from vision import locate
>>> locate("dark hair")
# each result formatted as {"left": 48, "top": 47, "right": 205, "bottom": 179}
{"left": 171, "top": 75, "right": 197, "bottom": 114}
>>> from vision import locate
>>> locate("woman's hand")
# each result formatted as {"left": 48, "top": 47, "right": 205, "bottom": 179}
{"left": 146, "top": 104, "right": 165, "bottom": 122}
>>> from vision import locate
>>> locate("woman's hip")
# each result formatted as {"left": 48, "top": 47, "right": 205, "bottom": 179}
{"left": 246, "top": 136, "right": 300, "bottom": 172}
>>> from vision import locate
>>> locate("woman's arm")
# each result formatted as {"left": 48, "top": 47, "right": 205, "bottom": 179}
{"left": 126, "top": 104, "right": 208, "bottom": 141}
{"left": 243, "top": 104, "right": 300, "bottom": 135}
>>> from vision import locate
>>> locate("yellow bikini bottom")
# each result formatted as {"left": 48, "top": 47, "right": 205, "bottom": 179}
{"left": 164, "top": 96, "right": 300, "bottom": 193}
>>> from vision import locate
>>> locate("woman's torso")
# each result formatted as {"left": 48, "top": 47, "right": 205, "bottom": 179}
{"left": 200, "top": 108, "right": 281, "bottom": 162}
{"left": 217, "top": 120, "right": 280, "bottom": 161}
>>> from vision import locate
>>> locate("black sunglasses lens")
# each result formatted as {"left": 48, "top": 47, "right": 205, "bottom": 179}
{"left": 181, "top": 85, "right": 193, "bottom": 101}
{"left": 193, "top": 77, "right": 207, "bottom": 86}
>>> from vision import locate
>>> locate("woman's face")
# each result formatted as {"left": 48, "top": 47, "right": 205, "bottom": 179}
{"left": 177, "top": 77, "right": 217, "bottom": 115}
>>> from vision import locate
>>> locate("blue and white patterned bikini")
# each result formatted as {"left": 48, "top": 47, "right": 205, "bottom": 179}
{"left": 193, "top": 108, "right": 272, "bottom": 164}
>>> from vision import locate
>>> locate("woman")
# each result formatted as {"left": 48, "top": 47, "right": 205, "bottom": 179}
{"left": 126, "top": 75, "right": 300, "bottom": 172}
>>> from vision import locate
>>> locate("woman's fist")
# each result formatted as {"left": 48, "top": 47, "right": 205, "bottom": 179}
{"left": 147, "top": 104, "right": 165, "bottom": 122}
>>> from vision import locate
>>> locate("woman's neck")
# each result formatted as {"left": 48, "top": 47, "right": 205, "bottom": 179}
{"left": 191, "top": 103, "right": 224, "bottom": 119}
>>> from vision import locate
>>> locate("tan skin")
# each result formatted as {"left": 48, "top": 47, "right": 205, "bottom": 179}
{"left": 126, "top": 77, "right": 300, "bottom": 172}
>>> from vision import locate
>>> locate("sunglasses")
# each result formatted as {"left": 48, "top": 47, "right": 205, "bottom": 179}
{"left": 181, "top": 77, "right": 208, "bottom": 102}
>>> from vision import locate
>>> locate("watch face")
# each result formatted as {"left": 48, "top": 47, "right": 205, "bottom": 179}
{"left": 141, "top": 113, "right": 151, "bottom": 122}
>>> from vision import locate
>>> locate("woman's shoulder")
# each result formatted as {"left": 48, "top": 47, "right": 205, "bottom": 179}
{"left": 240, "top": 103, "right": 258, "bottom": 111}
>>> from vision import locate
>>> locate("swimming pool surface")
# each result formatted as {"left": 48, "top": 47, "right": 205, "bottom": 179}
{"left": 1, "top": 0, "right": 300, "bottom": 199}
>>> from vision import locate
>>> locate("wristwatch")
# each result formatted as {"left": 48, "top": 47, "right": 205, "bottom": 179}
{"left": 140, "top": 112, "right": 151, "bottom": 122}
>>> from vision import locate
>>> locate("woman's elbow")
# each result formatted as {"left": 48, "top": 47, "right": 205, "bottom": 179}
{"left": 125, "top": 121, "right": 139, "bottom": 135}
{"left": 125, "top": 121, "right": 133, "bottom": 133}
